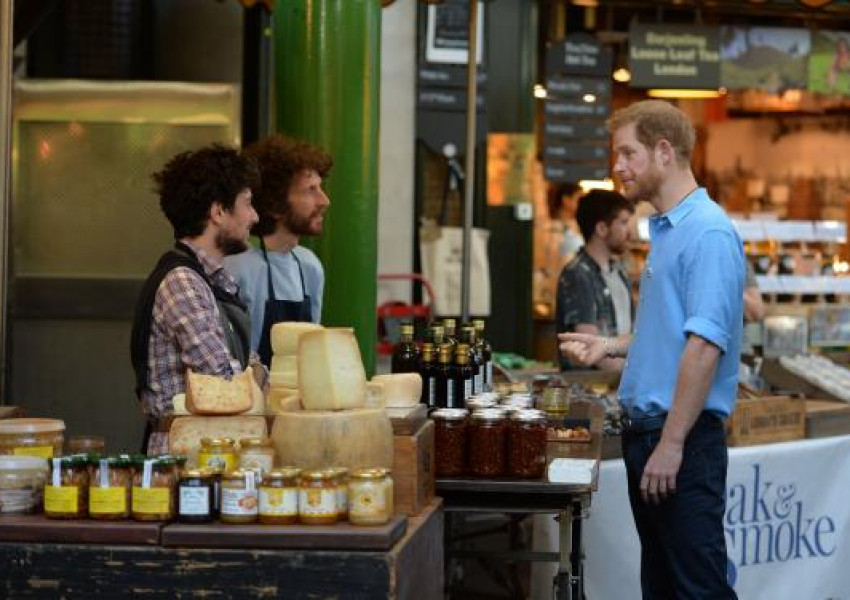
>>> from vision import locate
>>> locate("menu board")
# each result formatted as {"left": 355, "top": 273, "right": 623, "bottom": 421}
{"left": 629, "top": 24, "right": 720, "bottom": 89}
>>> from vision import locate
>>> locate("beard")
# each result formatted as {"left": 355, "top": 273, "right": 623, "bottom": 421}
{"left": 216, "top": 230, "right": 249, "bottom": 256}
{"left": 283, "top": 208, "right": 325, "bottom": 237}
{"left": 623, "top": 163, "right": 663, "bottom": 204}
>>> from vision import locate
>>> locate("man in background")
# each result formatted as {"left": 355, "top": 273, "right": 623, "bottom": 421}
{"left": 555, "top": 189, "right": 634, "bottom": 371}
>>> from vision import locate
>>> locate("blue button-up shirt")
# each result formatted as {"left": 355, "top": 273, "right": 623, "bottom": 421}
{"left": 619, "top": 188, "right": 744, "bottom": 418}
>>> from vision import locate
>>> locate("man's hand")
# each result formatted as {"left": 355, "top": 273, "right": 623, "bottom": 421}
{"left": 557, "top": 332, "right": 608, "bottom": 367}
{"left": 640, "top": 440, "right": 683, "bottom": 504}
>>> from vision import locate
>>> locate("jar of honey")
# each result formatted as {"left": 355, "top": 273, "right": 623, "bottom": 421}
{"left": 238, "top": 437, "right": 275, "bottom": 475}
{"left": 44, "top": 454, "right": 89, "bottom": 519}
{"left": 348, "top": 469, "right": 394, "bottom": 526}
{"left": 220, "top": 469, "right": 259, "bottom": 524}
{"left": 327, "top": 467, "right": 349, "bottom": 522}
{"left": 131, "top": 456, "right": 177, "bottom": 521}
{"left": 258, "top": 467, "right": 301, "bottom": 525}
{"left": 89, "top": 455, "right": 133, "bottom": 520}
{"left": 298, "top": 469, "right": 337, "bottom": 525}
{"left": 198, "top": 438, "right": 237, "bottom": 473}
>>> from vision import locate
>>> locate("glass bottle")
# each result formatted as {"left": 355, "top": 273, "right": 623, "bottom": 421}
{"left": 461, "top": 326, "right": 482, "bottom": 395}
{"left": 435, "top": 343, "right": 455, "bottom": 409}
{"left": 473, "top": 319, "right": 493, "bottom": 392}
{"left": 391, "top": 323, "right": 421, "bottom": 374}
{"left": 443, "top": 318, "right": 458, "bottom": 348}
{"left": 420, "top": 342, "right": 439, "bottom": 408}
{"left": 429, "top": 323, "right": 445, "bottom": 346}
{"left": 451, "top": 343, "right": 474, "bottom": 406}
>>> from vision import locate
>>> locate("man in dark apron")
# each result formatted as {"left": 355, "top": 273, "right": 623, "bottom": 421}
{"left": 130, "top": 144, "right": 267, "bottom": 454}
{"left": 225, "top": 135, "right": 332, "bottom": 366}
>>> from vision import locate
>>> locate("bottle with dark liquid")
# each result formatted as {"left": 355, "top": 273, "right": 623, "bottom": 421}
{"left": 451, "top": 343, "right": 474, "bottom": 407}
{"left": 473, "top": 319, "right": 493, "bottom": 391}
{"left": 391, "top": 323, "right": 420, "bottom": 374}
{"left": 430, "top": 323, "right": 445, "bottom": 346}
{"left": 420, "top": 342, "right": 439, "bottom": 408}
{"left": 461, "top": 325, "right": 482, "bottom": 396}
{"left": 443, "top": 318, "right": 458, "bottom": 349}
{"left": 435, "top": 343, "right": 455, "bottom": 409}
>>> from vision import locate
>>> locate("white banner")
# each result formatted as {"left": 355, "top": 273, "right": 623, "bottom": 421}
{"left": 532, "top": 435, "right": 850, "bottom": 600}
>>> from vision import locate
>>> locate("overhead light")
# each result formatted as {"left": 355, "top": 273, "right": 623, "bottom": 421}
{"left": 583, "top": 93, "right": 596, "bottom": 103}
{"left": 613, "top": 67, "right": 631, "bottom": 83}
{"left": 579, "top": 179, "right": 615, "bottom": 192}
{"left": 647, "top": 89, "right": 724, "bottom": 99}
{"left": 572, "top": 0, "right": 598, "bottom": 5}
{"left": 533, "top": 84, "right": 548, "bottom": 99}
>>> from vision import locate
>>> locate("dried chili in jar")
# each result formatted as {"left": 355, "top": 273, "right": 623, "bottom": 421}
{"left": 507, "top": 409, "right": 548, "bottom": 479}
{"left": 432, "top": 409, "right": 469, "bottom": 477}
{"left": 468, "top": 409, "right": 508, "bottom": 477}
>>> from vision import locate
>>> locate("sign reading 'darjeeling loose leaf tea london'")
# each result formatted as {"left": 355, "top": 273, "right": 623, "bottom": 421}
{"left": 629, "top": 24, "right": 720, "bottom": 89}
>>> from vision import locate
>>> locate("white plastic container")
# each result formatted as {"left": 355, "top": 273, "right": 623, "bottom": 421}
{"left": 0, "top": 455, "right": 49, "bottom": 514}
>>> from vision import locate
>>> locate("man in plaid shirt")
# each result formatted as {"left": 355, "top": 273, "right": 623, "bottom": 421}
{"left": 131, "top": 144, "right": 268, "bottom": 454}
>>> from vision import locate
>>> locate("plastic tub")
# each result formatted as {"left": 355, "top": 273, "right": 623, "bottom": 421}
{"left": 0, "top": 455, "right": 50, "bottom": 514}
{"left": 0, "top": 419, "right": 65, "bottom": 459}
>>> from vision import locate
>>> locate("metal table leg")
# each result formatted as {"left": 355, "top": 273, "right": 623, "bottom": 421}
{"left": 553, "top": 496, "right": 588, "bottom": 600}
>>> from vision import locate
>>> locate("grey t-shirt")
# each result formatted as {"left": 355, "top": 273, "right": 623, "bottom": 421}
{"left": 602, "top": 265, "right": 632, "bottom": 336}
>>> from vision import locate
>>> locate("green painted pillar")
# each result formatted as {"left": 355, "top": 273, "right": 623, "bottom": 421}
{"left": 273, "top": 0, "right": 381, "bottom": 375}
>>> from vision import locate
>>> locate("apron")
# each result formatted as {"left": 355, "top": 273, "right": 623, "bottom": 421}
{"left": 256, "top": 239, "right": 314, "bottom": 366}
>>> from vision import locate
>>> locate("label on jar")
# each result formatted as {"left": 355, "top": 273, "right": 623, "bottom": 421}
{"left": 299, "top": 488, "right": 336, "bottom": 517}
{"left": 350, "top": 486, "right": 387, "bottom": 517}
{"left": 45, "top": 485, "right": 78, "bottom": 513}
{"left": 221, "top": 487, "right": 258, "bottom": 516}
{"left": 427, "top": 377, "right": 436, "bottom": 406}
{"left": 89, "top": 487, "right": 127, "bottom": 515}
{"left": 179, "top": 485, "right": 211, "bottom": 516}
{"left": 51, "top": 459, "right": 62, "bottom": 487}
{"left": 0, "top": 487, "right": 40, "bottom": 513}
{"left": 132, "top": 487, "right": 171, "bottom": 514}
{"left": 13, "top": 445, "right": 53, "bottom": 459}
{"left": 198, "top": 451, "right": 236, "bottom": 473}
{"left": 336, "top": 485, "right": 348, "bottom": 514}
{"left": 239, "top": 454, "right": 274, "bottom": 475}
{"left": 141, "top": 460, "right": 154, "bottom": 488}
{"left": 474, "top": 373, "right": 483, "bottom": 395}
{"left": 464, "top": 378, "right": 472, "bottom": 401}
{"left": 259, "top": 486, "right": 298, "bottom": 516}
{"left": 447, "top": 385, "right": 456, "bottom": 408}
{"left": 485, "top": 362, "right": 492, "bottom": 389}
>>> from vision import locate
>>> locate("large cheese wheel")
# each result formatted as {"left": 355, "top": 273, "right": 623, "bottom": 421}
{"left": 169, "top": 416, "right": 268, "bottom": 465}
{"left": 270, "top": 322, "right": 323, "bottom": 356}
{"left": 370, "top": 373, "right": 423, "bottom": 408}
{"left": 271, "top": 409, "right": 393, "bottom": 470}
{"left": 298, "top": 329, "right": 367, "bottom": 410}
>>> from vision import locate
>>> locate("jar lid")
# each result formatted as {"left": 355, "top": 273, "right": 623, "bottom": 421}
{"left": 473, "top": 392, "right": 501, "bottom": 403}
{"left": 510, "top": 409, "right": 548, "bottom": 423}
{"left": 222, "top": 469, "right": 257, "bottom": 480}
{"left": 0, "top": 418, "right": 65, "bottom": 434}
{"left": 0, "top": 455, "right": 49, "bottom": 471}
{"left": 181, "top": 469, "right": 210, "bottom": 479}
{"left": 351, "top": 468, "right": 388, "bottom": 480}
{"left": 264, "top": 467, "right": 301, "bottom": 480}
{"left": 466, "top": 397, "right": 497, "bottom": 410}
{"left": 471, "top": 408, "right": 507, "bottom": 422}
{"left": 239, "top": 437, "right": 271, "bottom": 448}
{"left": 50, "top": 454, "right": 89, "bottom": 468}
{"left": 91, "top": 454, "right": 134, "bottom": 468}
{"left": 326, "top": 466, "right": 349, "bottom": 477}
{"left": 431, "top": 408, "right": 469, "bottom": 421}
{"left": 301, "top": 469, "right": 334, "bottom": 481}
{"left": 134, "top": 455, "right": 178, "bottom": 468}
{"left": 200, "top": 437, "right": 235, "bottom": 447}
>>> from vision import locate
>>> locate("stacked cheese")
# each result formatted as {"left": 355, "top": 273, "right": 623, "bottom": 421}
{"left": 169, "top": 367, "right": 268, "bottom": 465}
{"left": 270, "top": 327, "right": 394, "bottom": 471}
{"left": 267, "top": 322, "right": 323, "bottom": 414}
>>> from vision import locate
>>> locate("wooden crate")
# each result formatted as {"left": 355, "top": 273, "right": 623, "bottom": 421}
{"left": 392, "top": 419, "right": 435, "bottom": 517}
{"left": 806, "top": 400, "right": 850, "bottom": 439}
{"left": 727, "top": 395, "right": 806, "bottom": 447}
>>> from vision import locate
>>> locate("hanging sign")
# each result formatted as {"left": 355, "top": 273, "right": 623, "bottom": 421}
{"left": 629, "top": 24, "right": 720, "bottom": 89}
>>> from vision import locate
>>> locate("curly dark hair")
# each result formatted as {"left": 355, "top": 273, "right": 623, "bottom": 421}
{"left": 152, "top": 144, "right": 260, "bottom": 239}
{"left": 244, "top": 134, "right": 333, "bottom": 236}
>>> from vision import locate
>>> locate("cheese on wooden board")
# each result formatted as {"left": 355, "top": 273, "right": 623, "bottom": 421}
{"left": 370, "top": 373, "right": 423, "bottom": 408}
{"left": 169, "top": 416, "right": 267, "bottom": 464}
{"left": 267, "top": 386, "right": 302, "bottom": 415}
{"left": 185, "top": 369, "right": 253, "bottom": 415}
{"left": 298, "top": 329, "right": 367, "bottom": 410}
{"left": 270, "top": 322, "right": 323, "bottom": 356}
{"left": 271, "top": 409, "right": 393, "bottom": 470}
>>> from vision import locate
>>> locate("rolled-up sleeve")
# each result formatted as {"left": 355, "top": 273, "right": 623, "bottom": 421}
{"left": 683, "top": 229, "right": 744, "bottom": 353}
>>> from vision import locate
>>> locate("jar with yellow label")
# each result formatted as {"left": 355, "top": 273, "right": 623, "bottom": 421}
{"left": 258, "top": 467, "right": 301, "bottom": 525}
{"left": 298, "top": 469, "right": 337, "bottom": 525}
{"left": 131, "top": 456, "right": 177, "bottom": 521}
{"left": 198, "top": 438, "right": 237, "bottom": 473}
{"left": 44, "top": 454, "right": 90, "bottom": 519}
{"left": 238, "top": 438, "right": 275, "bottom": 475}
{"left": 89, "top": 455, "right": 133, "bottom": 520}
{"left": 348, "top": 469, "right": 394, "bottom": 526}
{"left": 327, "top": 467, "right": 349, "bottom": 522}
{"left": 0, "top": 418, "right": 65, "bottom": 459}
{"left": 220, "top": 469, "right": 259, "bottom": 524}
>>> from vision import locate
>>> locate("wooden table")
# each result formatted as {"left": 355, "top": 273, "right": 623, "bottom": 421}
{"left": 0, "top": 502, "right": 443, "bottom": 599}
{"left": 436, "top": 401, "right": 603, "bottom": 600}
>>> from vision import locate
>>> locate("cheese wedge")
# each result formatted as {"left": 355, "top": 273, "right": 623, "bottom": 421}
{"left": 270, "top": 322, "right": 323, "bottom": 356}
{"left": 298, "top": 329, "right": 367, "bottom": 410}
{"left": 370, "top": 373, "right": 423, "bottom": 408}
{"left": 185, "top": 369, "right": 253, "bottom": 415}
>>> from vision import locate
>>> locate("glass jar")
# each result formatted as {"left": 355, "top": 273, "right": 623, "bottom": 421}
{"left": 258, "top": 467, "right": 301, "bottom": 525}
{"left": 198, "top": 438, "right": 237, "bottom": 473}
{"left": 131, "top": 456, "right": 177, "bottom": 521}
{"left": 298, "top": 469, "right": 337, "bottom": 525}
{"left": 178, "top": 468, "right": 213, "bottom": 523}
{"left": 0, "top": 455, "right": 49, "bottom": 514}
{"left": 432, "top": 409, "right": 469, "bottom": 477}
{"left": 468, "top": 409, "right": 508, "bottom": 477}
{"left": 465, "top": 397, "right": 497, "bottom": 411}
{"left": 504, "top": 393, "right": 534, "bottom": 411}
{"left": 348, "top": 468, "right": 394, "bottom": 526}
{"left": 538, "top": 385, "right": 570, "bottom": 416}
{"left": 220, "top": 469, "right": 259, "bottom": 524}
{"left": 89, "top": 455, "right": 133, "bottom": 520}
{"left": 508, "top": 409, "right": 549, "bottom": 479}
{"left": 207, "top": 466, "right": 223, "bottom": 517}
{"left": 0, "top": 418, "right": 65, "bottom": 459}
{"left": 66, "top": 435, "right": 105, "bottom": 455}
{"left": 238, "top": 438, "right": 275, "bottom": 475}
{"left": 45, "top": 454, "right": 89, "bottom": 519}
{"left": 327, "top": 467, "right": 349, "bottom": 522}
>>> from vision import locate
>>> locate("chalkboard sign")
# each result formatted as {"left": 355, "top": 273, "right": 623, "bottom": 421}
{"left": 546, "top": 33, "right": 613, "bottom": 78}
{"left": 426, "top": 0, "right": 485, "bottom": 65}
{"left": 629, "top": 24, "right": 720, "bottom": 89}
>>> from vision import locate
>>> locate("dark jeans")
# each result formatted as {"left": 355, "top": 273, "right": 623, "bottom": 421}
{"left": 622, "top": 412, "right": 737, "bottom": 600}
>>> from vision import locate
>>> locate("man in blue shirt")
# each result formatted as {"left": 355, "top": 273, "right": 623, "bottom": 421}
{"left": 560, "top": 100, "right": 743, "bottom": 599}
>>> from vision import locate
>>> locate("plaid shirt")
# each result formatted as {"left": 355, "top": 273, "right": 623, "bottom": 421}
{"left": 142, "top": 242, "right": 244, "bottom": 453}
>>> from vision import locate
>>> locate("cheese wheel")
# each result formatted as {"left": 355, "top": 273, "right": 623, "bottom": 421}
{"left": 169, "top": 416, "right": 268, "bottom": 465}
{"left": 370, "top": 373, "right": 423, "bottom": 408}
{"left": 270, "top": 322, "right": 323, "bottom": 356}
{"left": 185, "top": 369, "right": 253, "bottom": 415}
{"left": 298, "top": 329, "right": 367, "bottom": 410}
{"left": 271, "top": 409, "right": 393, "bottom": 470}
